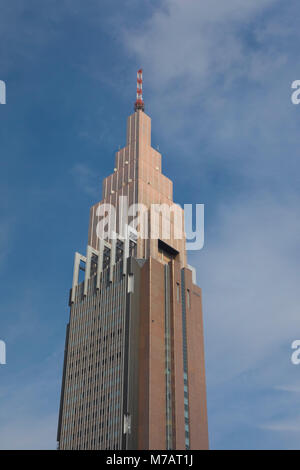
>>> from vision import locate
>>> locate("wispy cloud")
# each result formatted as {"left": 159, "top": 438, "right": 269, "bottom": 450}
{"left": 194, "top": 193, "right": 300, "bottom": 448}
{"left": 274, "top": 385, "right": 300, "bottom": 393}
{"left": 124, "top": 0, "right": 279, "bottom": 88}
{"left": 0, "top": 349, "right": 62, "bottom": 450}
{"left": 0, "top": 219, "right": 14, "bottom": 269}
{"left": 260, "top": 417, "right": 300, "bottom": 433}
{"left": 122, "top": 0, "right": 299, "bottom": 192}
{"left": 197, "top": 193, "right": 300, "bottom": 380}
{"left": 70, "top": 163, "right": 100, "bottom": 197}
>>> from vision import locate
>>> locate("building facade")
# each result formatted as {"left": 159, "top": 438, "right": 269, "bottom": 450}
{"left": 57, "top": 73, "right": 209, "bottom": 450}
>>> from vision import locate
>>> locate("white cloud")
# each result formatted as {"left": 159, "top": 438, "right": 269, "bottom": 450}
{"left": 260, "top": 417, "right": 300, "bottom": 432}
{"left": 122, "top": 0, "right": 299, "bottom": 193}
{"left": 124, "top": 0, "right": 279, "bottom": 92}
{"left": 191, "top": 193, "right": 300, "bottom": 448}
{"left": 195, "top": 193, "right": 300, "bottom": 385}
{"left": 71, "top": 163, "right": 100, "bottom": 197}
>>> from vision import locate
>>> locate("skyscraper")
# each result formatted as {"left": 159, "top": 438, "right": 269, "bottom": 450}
{"left": 57, "top": 70, "right": 209, "bottom": 450}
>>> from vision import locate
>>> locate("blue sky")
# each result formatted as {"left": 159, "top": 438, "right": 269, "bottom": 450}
{"left": 0, "top": 0, "right": 300, "bottom": 449}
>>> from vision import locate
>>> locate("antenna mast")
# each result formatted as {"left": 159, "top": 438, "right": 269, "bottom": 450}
{"left": 134, "top": 69, "right": 144, "bottom": 112}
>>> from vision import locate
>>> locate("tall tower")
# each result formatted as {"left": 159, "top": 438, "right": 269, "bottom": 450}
{"left": 57, "top": 70, "right": 209, "bottom": 450}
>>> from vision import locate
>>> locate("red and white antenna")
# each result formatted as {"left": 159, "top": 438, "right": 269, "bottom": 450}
{"left": 134, "top": 68, "right": 144, "bottom": 112}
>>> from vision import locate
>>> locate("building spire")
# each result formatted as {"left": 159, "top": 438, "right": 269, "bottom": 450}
{"left": 134, "top": 68, "right": 144, "bottom": 112}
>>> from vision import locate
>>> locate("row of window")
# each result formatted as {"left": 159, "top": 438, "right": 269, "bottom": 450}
{"left": 69, "top": 320, "right": 123, "bottom": 347}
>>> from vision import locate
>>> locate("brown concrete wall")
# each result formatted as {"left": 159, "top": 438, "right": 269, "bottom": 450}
{"left": 170, "top": 260, "right": 186, "bottom": 449}
{"left": 148, "top": 258, "right": 167, "bottom": 450}
{"left": 135, "top": 258, "right": 209, "bottom": 450}
{"left": 137, "top": 259, "right": 150, "bottom": 449}
{"left": 184, "top": 269, "right": 209, "bottom": 450}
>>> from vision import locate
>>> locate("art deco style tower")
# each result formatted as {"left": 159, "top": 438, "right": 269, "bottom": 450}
{"left": 57, "top": 70, "right": 209, "bottom": 450}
